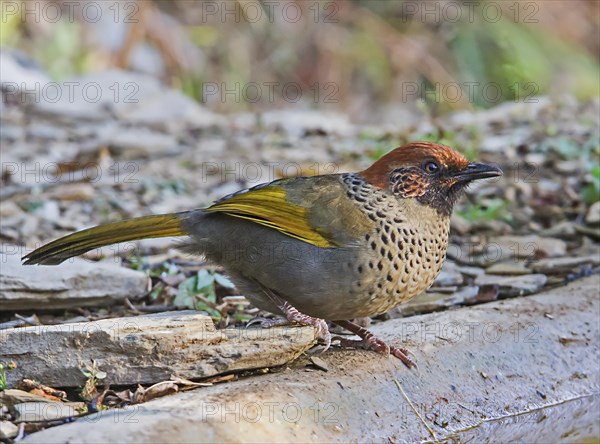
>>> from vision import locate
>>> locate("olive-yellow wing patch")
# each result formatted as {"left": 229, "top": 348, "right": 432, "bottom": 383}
{"left": 205, "top": 185, "right": 334, "bottom": 248}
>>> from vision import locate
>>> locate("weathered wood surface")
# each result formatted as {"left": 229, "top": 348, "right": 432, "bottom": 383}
{"left": 13, "top": 275, "right": 600, "bottom": 443}
{"left": 1, "top": 311, "right": 318, "bottom": 387}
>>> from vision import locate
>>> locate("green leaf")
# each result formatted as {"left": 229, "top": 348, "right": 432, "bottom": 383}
{"left": 214, "top": 273, "right": 235, "bottom": 289}
{"left": 582, "top": 165, "right": 600, "bottom": 204}
{"left": 173, "top": 276, "right": 198, "bottom": 309}
{"left": 196, "top": 269, "right": 215, "bottom": 291}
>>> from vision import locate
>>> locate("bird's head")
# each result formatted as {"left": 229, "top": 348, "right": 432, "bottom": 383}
{"left": 361, "top": 142, "right": 503, "bottom": 216}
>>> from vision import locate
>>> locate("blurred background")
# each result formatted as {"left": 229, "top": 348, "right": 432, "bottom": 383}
{"left": 1, "top": 5, "right": 599, "bottom": 437}
{"left": 2, "top": 0, "right": 599, "bottom": 121}
{"left": 1, "top": 1, "right": 599, "bottom": 317}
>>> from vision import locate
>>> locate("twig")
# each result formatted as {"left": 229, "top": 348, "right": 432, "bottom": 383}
{"left": 19, "top": 379, "right": 67, "bottom": 401}
{"left": 0, "top": 314, "right": 41, "bottom": 329}
{"left": 393, "top": 378, "right": 435, "bottom": 439}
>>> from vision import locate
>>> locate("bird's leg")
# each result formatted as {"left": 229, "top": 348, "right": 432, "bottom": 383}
{"left": 333, "top": 319, "right": 415, "bottom": 369}
{"left": 250, "top": 285, "right": 331, "bottom": 351}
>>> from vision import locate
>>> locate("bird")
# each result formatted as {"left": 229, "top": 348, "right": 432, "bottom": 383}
{"left": 22, "top": 142, "right": 502, "bottom": 368}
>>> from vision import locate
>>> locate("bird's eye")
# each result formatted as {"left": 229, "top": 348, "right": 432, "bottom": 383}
{"left": 423, "top": 161, "right": 440, "bottom": 174}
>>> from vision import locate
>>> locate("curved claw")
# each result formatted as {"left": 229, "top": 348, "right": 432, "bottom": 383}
{"left": 246, "top": 316, "right": 289, "bottom": 329}
{"left": 332, "top": 320, "right": 417, "bottom": 369}
{"left": 389, "top": 346, "right": 416, "bottom": 370}
{"left": 314, "top": 319, "right": 332, "bottom": 352}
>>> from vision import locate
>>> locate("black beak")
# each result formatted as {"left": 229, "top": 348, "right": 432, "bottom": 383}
{"left": 454, "top": 163, "right": 503, "bottom": 183}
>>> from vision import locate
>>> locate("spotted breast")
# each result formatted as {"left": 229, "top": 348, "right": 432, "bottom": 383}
{"left": 342, "top": 172, "right": 450, "bottom": 317}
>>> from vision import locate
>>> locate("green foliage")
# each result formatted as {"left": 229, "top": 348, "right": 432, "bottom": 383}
{"left": 582, "top": 165, "right": 600, "bottom": 204}
{"left": 140, "top": 178, "right": 188, "bottom": 198}
{"left": 358, "top": 132, "right": 401, "bottom": 161}
{"left": 458, "top": 198, "right": 511, "bottom": 223}
{"left": 414, "top": 127, "right": 480, "bottom": 161}
{"left": 539, "top": 137, "right": 583, "bottom": 161}
{"left": 450, "top": 20, "right": 599, "bottom": 107}
{"left": 173, "top": 269, "right": 235, "bottom": 319}
{"left": 0, "top": 361, "right": 16, "bottom": 390}
{"left": 537, "top": 137, "right": 600, "bottom": 203}
{"left": 80, "top": 360, "right": 107, "bottom": 401}
{"left": 5, "top": 2, "right": 598, "bottom": 110}
{"left": 32, "top": 21, "right": 91, "bottom": 79}
{"left": 80, "top": 364, "right": 107, "bottom": 381}
{"left": 0, "top": 8, "right": 21, "bottom": 46}
{"left": 419, "top": 128, "right": 457, "bottom": 150}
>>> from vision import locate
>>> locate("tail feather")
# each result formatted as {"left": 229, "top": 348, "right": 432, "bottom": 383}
{"left": 22, "top": 212, "right": 190, "bottom": 265}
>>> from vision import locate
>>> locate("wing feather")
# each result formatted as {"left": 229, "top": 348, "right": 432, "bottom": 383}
{"left": 205, "top": 185, "right": 335, "bottom": 248}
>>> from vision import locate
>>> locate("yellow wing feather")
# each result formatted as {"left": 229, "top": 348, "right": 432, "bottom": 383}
{"left": 205, "top": 186, "right": 334, "bottom": 248}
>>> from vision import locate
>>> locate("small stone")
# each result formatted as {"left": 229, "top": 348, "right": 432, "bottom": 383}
{"left": 486, "top": 262, "right": 531, "bottom": 275}
{"left": 27, "top": 124, "right": 69, "bottom": 141}
{"left": 472, "top": 220, "right": 512, "bottom": 234}
{"left": 309, "top": 356, "right": 329, "bottom": 372}
{"left": 261, "top": 110, "right": 354, "bottom": 138}
{"left": 531, "top": 255, "right": 600, "bottom": 274}
{"left": 0, "top": 421, "right": 18, "bottom": 439}
{"left": 490, "top": 235, "right": 566, "bottom": 261}
{"left": 101, "top": 127, "right": 179, "bottom": 158}
{"left": 0, "top": 249, "right": 149, "bottom": 311}
{"left": 450, "top": 214, "right": 471, "bottom": 235}
{"left": 117, "top": 89, "right": 226, "bottom": 133}
{"left": 32, "top": 201, "right": 61, "bottom": 223}
{"left": 0, "top": 389, "right": 54, "bottom": 407}
{"left": 475, "top": 274, "right": 547, "bottom": 298}
{"left": 480, "top": 135, "right": 512, "bottom": 153}
{"left": 575, "top": 225, "right": 600, "bottom": 241}
{"left": 0, "top": 125, "right": 25, "bottom": 142}
{"left": 535, "top": 237, "right": 568, "bottom": 258}
{"left": 229, "top": 112, "right": 259, "bottom": 131}
{"left": 432, "top": 261, "right": 464, "bottom": 287}
{"left": 457, "top": 265, "right": 486, "bottom": 277}
{"left": 586, "top": 201, "right": 600, "bottom": 225}
{"left": 430, "top": 286, "right": 458, "bottom": 294}
{"left": 13, "top": 402, "right": 77, "bottom": 422}
{"left": 0, "top": 50, "right": 50, "bottom": 93}
{"left": 0, "top": 201, "right": 23, "bottom": 218}
{"left": 32, "top": 69, "right": 163, "bottom": 122}
{"left": 464, "top": 285, "right": 499, "bottom": 305}
{"left": 396, "top": 286, "right": 479, "bottom": 316}
{"left": 44, "top": 183, "right": 96, "bottom": 201}
{"left": 524, "top": 153, "right": 546, "bottom": 165}
{"left": 555, "top": 160, "right": 581, "bottom": 175}
{"left": 541, "top": 221, "right": 577, "bottom": 237}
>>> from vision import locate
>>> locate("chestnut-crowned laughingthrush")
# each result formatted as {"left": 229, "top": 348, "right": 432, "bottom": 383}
{"left": 23, "top": 142, "right": 502, "bottom": 368}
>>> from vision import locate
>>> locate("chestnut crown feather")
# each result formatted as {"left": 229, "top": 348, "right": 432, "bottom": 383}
{"left": 361, "top": 142, "right": 502, "bottom": 216}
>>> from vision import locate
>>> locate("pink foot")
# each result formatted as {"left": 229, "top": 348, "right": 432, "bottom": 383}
{"left": 333, "top": 320, "right": 416, "bottom": 369}
{"left": 257, "top": 286, "right": 331, "bottom": 351}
